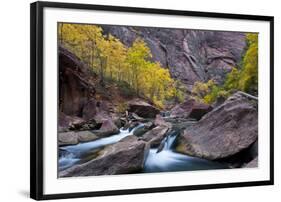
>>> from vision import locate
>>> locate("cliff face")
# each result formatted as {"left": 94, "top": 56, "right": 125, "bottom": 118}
{"left": 59, "top": 46, "right": 96, "bottom": 117}
{"left": 102, "top": 25, "right": 246, "bottom": 89}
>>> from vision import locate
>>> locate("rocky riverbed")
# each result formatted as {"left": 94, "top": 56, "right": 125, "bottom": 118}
{"left": 58, "top": 91, "right": 258, "bottom": 177}
{"left": 58, "top": 43, "right": 258, "bottom": 177}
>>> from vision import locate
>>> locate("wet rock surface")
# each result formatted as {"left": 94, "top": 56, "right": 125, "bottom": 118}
{"left": 176, "top": 92, "right": 258, "bottom": 161}
{"left": 59, "top": 136, "right": 148, "bottom": 177}
{"left": 140, "top": 126, "right": 170, "bottom": 147}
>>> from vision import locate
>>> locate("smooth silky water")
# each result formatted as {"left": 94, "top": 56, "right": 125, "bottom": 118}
{"left": 143, "top": 131, "right": 227, "bottom": 173}
{"left": 59, "top": 125, "right": 144, "bottom": 171}
{"left": 59, "top": 125, "right": 227, "bottom": 172}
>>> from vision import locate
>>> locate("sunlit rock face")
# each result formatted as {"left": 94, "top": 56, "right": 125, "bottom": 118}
{"left": 102, "top": 25, "right": 246, "bottom": 89}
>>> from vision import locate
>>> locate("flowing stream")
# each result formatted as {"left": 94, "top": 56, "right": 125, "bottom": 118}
{"left": 59, "top": 125, "right": 226, "bottom": 172}
{"left": 143, "top": 130, "right": 226, "bottom": 172}
{"left": 59, "top": 125, "right": 143, "bottom": 171}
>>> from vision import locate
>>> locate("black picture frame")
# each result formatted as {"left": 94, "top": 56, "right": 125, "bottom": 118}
{"left": 30, "top": 1, "right": 274, "bottom": 200}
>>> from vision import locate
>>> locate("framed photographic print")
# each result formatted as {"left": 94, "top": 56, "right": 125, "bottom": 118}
{"left": 30, "top": 1, "right": 274, "bottom": 200}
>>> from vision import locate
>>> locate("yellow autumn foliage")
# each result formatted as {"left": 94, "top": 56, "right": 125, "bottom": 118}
{"left": 58, "top": 23, "right": 184, "bottom": 107}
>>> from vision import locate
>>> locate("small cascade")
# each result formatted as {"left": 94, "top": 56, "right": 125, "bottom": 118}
{"left": 59, "top": 151, "right": 80, "bottom": 171}
{"left": 162, "top": 131, "right": 178, "bottom": 151}
{"left": 155, "top": 130, "right": 179, "bottom": 153}
{"left": 58, "top": 123, "right": 226, "bottom": 173}
{"left": 143, "top": 130, "right": 226, "bottom": 173}
{"left": 58, "top": 124, "right": 144, "bottom": 171}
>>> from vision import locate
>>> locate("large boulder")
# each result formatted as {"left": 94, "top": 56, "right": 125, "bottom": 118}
{"left": 91, "top": 119, "right": 119, "bottom": 138}
{"left": 92, "top": 101, "right": 114, "bottom": 124}
{"left": 141, "top": 126, "right": 170, "bottom": 147}
{"left": 58, "top": 112, "right": 85, "bottom": 132}
{"left": 82, "top": 99, "right": 98, "bottom": 120}
{"left": 58, "top": 131, "right": 79, "bottom": 146}
{"left": 77, "top": 131, "right": 99, "bottom": 142}
{"left": 100, "top": 119, "right": 119, "bottom": 133}
{"left": 176, "top": 92, "right": 258, "bottom": 160}
{"left": 170, "top": 98, "right": 212, "bottom": 120}
{"left": 154, "top": 115, "right": 172, "bottom": 128}
{"left": 59, "top": 136, "right": 148, "bottom": 177}
{"left": 133, "top": 122, "right": 154, "bottom": 137}
{"left": 58, "top": 130, "right": 100, "bottom": 145}
{"left": 93, "top": 111, "right": 112, "bottom": 124}
{"left": 128, "top": 99, "right": 160, "bottom": 118}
